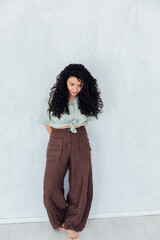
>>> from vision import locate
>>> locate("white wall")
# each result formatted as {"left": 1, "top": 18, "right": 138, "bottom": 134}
{"left": 1, "top": 0, "right": 160, "bottom": 222}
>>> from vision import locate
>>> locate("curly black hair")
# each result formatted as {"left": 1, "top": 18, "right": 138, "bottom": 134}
{"left": 47, "top": 63, "right": 104, "bottom": 120}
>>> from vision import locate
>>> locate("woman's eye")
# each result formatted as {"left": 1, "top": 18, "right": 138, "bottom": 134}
{"left": 70, "top": 84, "right": 82, "bottom": 87}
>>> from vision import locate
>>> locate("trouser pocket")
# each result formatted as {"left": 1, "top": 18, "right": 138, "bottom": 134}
{"left": 46, "top": 137, "right": 63, "bottom": 162}
{"left": 78, "top": 136, "right": 91, "bottom": 160}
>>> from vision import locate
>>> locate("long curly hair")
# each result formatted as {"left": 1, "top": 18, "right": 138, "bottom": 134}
{"left": 47, "top": 63, "right": 104, "bottom": 120}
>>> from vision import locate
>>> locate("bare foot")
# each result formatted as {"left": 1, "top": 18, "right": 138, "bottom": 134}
{"left": 66, "top": 229, "right": 80, "bottom": 239}
{"left": 58, "top": 222, "right": 66, "bottom": 231}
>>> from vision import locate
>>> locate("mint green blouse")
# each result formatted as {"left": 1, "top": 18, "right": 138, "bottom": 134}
{"left": 39, "top": 95, "right": 96, "bottom": 133}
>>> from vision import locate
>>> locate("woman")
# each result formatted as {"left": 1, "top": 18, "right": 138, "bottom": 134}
{"left": 42, "top": 63, "right": 103, "bottom": 240}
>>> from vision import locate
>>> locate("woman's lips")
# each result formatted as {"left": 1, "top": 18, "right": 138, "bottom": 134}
{"left": 72, "top": 92, "right": 77, "bottom": 94}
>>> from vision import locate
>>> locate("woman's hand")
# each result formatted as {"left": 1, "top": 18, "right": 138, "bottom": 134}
{"left": 44, "top": 125, "right": 53, "bottom": 135}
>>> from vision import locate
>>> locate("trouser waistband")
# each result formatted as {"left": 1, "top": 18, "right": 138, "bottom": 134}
{"left": 51, "top": 125, "right": 85, "bottom": 133}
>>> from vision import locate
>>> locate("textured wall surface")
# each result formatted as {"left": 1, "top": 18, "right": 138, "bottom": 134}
{"left": 1, "top": 0, "right": 160, "bottom": 221}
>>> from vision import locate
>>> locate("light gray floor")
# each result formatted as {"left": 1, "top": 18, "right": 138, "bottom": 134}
{"left": 1, "top": 215, "right": 160, "bottom": 240}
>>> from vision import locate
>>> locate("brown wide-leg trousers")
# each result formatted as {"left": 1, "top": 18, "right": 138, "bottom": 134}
{"left": 43, "top": 126, "right": 93, "bottom": 232}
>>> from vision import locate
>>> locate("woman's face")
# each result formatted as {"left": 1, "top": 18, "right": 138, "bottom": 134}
{"left": 67, "top": 76, "right": 83, "bottom": 97}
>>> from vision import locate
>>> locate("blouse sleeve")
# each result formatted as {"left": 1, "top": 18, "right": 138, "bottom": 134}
{"left": 86, "top": 116, "right": 97, "bottom": 122}
{"left": 38, "top": 96, "right": 50, "bottom": 125}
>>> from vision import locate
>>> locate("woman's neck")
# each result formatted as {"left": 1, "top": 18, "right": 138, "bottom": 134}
{"left": 69, "top": 95, "right": 76, "bottom": 104}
